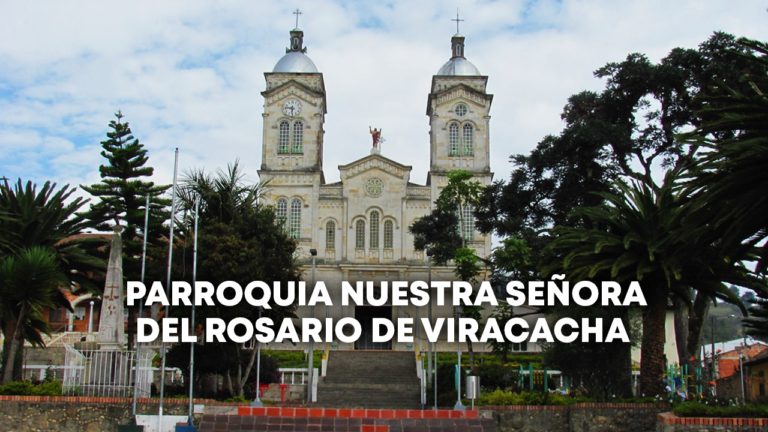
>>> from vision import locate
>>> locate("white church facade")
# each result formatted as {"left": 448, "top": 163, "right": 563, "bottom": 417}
{"left": 257, "top": 27, "right": 504, "bottom": 351}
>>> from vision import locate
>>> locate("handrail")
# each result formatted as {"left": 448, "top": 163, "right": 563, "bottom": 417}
{"left": 321, "top": 342, "right": 331, "bottom": 377}
{"left": 322, "top": 342, "right": 331, "bottom": 360}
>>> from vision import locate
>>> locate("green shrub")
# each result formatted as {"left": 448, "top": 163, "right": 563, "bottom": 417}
{"left": 0, "top": 381, "right": 36, "bottom": 395}
{"left": 673, "top": 401, "right": 768, "bottom": 418}
{"left": 475, "top": 390, "right": 598, "bottom": 406}
{"left": 470, "top": 363, "right": 521, "bottom": 392}
{"left": 434, "top": 352, "right": 543, "bottom": 369}
{"left": 33, "top": 380, "right": 62, "bottom": 396}
{"left": 222, "top": 396, "right": 248, "bottom": 403}
{"left": 0, "top": 380, "right": 62, "bottom": 396}
{"left": 263, "top": 350, "right": 322, "bottom": 368}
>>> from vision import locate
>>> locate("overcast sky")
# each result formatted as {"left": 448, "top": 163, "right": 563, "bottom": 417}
{"left": 1, "top": 1, "right": 767, "bottom": 206}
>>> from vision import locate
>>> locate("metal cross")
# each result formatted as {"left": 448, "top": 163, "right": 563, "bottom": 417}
{"left": 293, "top": 8, "right": 302, "bottom": 28}
{"left": 452, "top": 9, "right": 464, "bottom": 34}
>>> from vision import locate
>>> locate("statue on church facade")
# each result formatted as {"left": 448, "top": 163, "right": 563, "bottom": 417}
{"left": 369, "top": 126, "right": 382, "bottom": 149}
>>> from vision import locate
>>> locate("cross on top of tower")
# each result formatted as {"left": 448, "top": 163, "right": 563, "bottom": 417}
{"left": 452, "top": 9, "right": 464, "bottom": 35}
{"left": 293, "top": 8, "right": 302, "bottom": 29}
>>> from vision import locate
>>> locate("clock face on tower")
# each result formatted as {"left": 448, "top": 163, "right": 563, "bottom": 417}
{"left": 283, "top": 99, "right": 302, "bottom": 116}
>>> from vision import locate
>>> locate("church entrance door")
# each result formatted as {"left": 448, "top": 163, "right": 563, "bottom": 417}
{"left": 354, "top": 306, "right": 392, "bottom": 350}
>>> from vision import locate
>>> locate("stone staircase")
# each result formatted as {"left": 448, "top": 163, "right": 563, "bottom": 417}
{"left": 316, "top": 351, "right": 421, "bottom": 409}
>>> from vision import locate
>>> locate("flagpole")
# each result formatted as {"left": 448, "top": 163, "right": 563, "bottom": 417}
{"left": 159, "top": 148, "right": 179, "bottom": 430}
{"left": 131, "top": 193, "right": 150, "bottom": 419}
{"left": 188, "top": 195, "right": 199, "bottom": 424}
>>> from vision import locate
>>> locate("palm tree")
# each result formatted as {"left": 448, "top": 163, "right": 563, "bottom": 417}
{"left": 683, "top": 38, "right": 768, "bottom": 273}
{"left": 0, "top": 180, "right": 105, "bottom": 291}
{"left": 0, "top": 180, "right": 105, "bottom": 380}
{"left": 172, "top": 161, "right": 301, "bottom": 397}
{"left": 0, "top": 247, "right": 63, "bottom": 383}
{"left": 544, "top": 170, "right": 763, "bottom": 395}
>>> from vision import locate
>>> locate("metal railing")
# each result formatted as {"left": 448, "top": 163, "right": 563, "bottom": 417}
{"left": 62, "top": 345, "right": 152, "bottom": 398}
{"left": 279, "top": 368, "right": 308, "bottom": 385}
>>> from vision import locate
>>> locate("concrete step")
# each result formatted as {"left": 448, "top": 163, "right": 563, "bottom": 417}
{"left": 316, "top": 351, "right": 422, "bottom": 409}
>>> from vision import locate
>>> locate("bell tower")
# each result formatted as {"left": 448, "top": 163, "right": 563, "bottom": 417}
{"left": 259, "top": 26, "right": 326, "bottom": 173}
{"left": 425, "top": 23, "right": 494, "bottom": 259}
{"left": 258, "top": 19, "right": 327, "bottom": 250}
{"left": 426, "top": 31, "right": 493, "bottom": 182}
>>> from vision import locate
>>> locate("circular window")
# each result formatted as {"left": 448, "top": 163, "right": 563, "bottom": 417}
{"left": 365, "top": 178, "right": 384, "bottom": 197}
{"left": 455, "top": 104, "right": 468, "bottom": 116}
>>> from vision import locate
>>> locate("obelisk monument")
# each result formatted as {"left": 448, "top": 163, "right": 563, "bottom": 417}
{"left": 97, "top": 226, "right": 125, "bottom": 350}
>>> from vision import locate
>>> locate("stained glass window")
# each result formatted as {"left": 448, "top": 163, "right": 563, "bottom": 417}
{"left": 278, "top": 121, "right": 290, "bottom": 153}
{"left": 384, "top": 220, "right": 393, "bottom": 249}
{"left": 292, "top": 121, "right": 303, "bottom": 153}
{"left": 276, "top": 199, "right": 288, "bottom": 232}
{"left": 326, "top": 221, "right": 335, "bottom": 250}
{"left": 463, "top": 123, "right": 473, "bottom": 155}
{"left": 449, "top": 123, "right": 459, "bottom": 155}
{"left": 370, "top": 211, "right": 380, "bottom": 248}
{"left": 289, "top": 199, "right": 301, "bottom": 239}
{"left": 355, "top": 220, "right": 365, "bottom": 249}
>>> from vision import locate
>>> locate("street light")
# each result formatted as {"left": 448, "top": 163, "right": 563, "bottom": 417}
{"left": 426, "top": 249, "right": 436, "bottom": 410}
{"left": 454, "top": 304, "right": 465, "bottom": 411}
{"left": 251, "top": 306, "right": 264, "bottom": 407}
{"left": 88, "top": 301, "right": 95, "bottom": 333}
{"left": 306, "top": 249, "right": 318, "bottom": 404}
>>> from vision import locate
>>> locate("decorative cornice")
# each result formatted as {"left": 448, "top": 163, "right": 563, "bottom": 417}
{"left": 339, "top": 154, "right": 412, "bottom": 180}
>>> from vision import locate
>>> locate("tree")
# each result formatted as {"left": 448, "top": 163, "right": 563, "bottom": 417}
{"left": 80, "top": 111, "right": 170, "bottom": 348}
{"left": 674, "top": 37, "right": 768, "bottom": 338}
{"left": 542, "top": 305, "right": 636, "bottom": 400}
{"left": 0, "top": 180, "right": 104, "bottom": 381}
{"left": 474, "top": 32, "right": 761, "bottom": 390}
{"left": 410, "top": 170, "right": 485, "bottom": 366}
{"left": 175, "top": 161, "right": 301, "bottom": 397}
{"left": 682, "top": 38, "right": 768, "bottom": 274}
{"left": 0, "top": 247, "right": 63, "bottom": 383}
{"left": 485, "top": 236, "right": 534, "bottom": 363}
{"left": 542, "top": 171, "right": 764, "bottom": 395}
{"left": 476, "top": 32, "right": 756, "bottom": 249}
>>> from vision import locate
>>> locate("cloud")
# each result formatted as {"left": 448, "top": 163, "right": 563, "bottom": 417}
{"left": 0, "top": 0, "right": 766, "bottom": 207}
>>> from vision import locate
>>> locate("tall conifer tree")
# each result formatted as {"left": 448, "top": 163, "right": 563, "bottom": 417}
{"left": 81, "top": 111, "right": 170, "bottom": 348}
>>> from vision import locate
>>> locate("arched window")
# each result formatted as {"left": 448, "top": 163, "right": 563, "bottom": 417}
{"left": 292, "top": 121, "right": 304, "bottom": 153}
{"left": 278, "top": 121, "right": 290, "bottom": 154}
{"left": 449, "top": 123, "right": 459, "bottom": 155}
{"left": 383, "top": 220, "right": 393, "bottom": 249}
{"left": 289, "top": 199, "right": 302, "bottom": 239}
{"left": 370, "top": 211, "right": 380, "bottom": 248}
{"left": 276, "top": 199, "right": 288, "bottom": 231}
{"left": 326, "top": 221, "right": 335, "bottom": 250}
{"left": 463, "top": 124, "right": 474, "bottom": 155}
{"left": 461, "top": 205, "right": 475, "bottom": 241}
{"left": 355, "top": 220, "right": 365, "bottom": 249}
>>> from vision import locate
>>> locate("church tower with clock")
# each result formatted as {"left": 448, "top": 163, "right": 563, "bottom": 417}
{"left": 258, "top": 25, "right": 496, "bottom": 351}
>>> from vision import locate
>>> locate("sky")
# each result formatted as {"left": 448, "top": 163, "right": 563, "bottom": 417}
{"left": 1, "top": 0, "right": 767, "bottom": 207}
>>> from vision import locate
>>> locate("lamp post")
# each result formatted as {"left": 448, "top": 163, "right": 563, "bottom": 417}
{"left": 454, "top": 305, "right": 465, "bottom": 411}
{"left": 88, "top": 301, "right": 95, "bottom": 333}
{"left": 251, "top": 306, "right": 264, "bottom": 407}
{"left": 306, "top": 249, "right": 318, "bottom": 404}
{"left": 426, "top": 249, "right": 436, "bottom": 410}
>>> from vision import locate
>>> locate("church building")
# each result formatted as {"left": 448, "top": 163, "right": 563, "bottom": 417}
{"left": 257, "top": 25, "right": 495, "bottom": 351}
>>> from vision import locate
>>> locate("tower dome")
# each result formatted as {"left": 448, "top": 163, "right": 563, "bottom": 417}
{"left": 273, "top": 28, "right": 318, "bottom": 73}
{"left": 436, "top": 34, "right": 480, "bottom": 76}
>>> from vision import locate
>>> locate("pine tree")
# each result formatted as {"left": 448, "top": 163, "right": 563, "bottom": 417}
{"left": 80, "top": 111, "right": 171, "bottom": 348}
